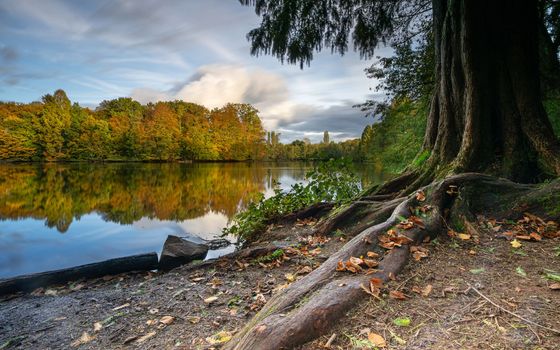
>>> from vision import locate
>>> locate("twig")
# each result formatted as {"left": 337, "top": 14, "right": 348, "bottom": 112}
{"left": 324, "top": 333, "right": 336, "bottom": 348}
{"left": 395, "top": 272, "right": 419, "bottom": 290}
{"left": 466, "top": 284, "right": 560, "bottom": 334}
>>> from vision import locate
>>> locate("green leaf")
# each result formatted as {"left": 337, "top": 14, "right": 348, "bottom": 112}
{"left": 470, "top": 268, "right": 485, "bottom": 274}
{"left": 515, "top": 266, "right": 527, "bottom": 277}
{"left": 543, "top": 270, "right": 560, "bottom": 282}
{"left": 393, "top": 317, "right": 411, "bottom": 327}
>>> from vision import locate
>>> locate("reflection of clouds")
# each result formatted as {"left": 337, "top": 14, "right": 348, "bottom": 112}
{"left": 132, "top": 211, "right": 229, "bottom": 241}
{"left": 176, "top": 212, "right": 229, "bottom": 241}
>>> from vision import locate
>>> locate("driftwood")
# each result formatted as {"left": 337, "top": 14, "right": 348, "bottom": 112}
{"left": 0, "top": 253, "right": 158, "bottom": 296}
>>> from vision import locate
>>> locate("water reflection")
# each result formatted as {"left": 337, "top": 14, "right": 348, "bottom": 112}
{"left": 0, "top": 162, "right": 389, "bottom": 278}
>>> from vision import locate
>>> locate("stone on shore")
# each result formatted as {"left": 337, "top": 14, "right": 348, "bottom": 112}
{"left": 159, "top": 235, "right": 209, "bottom": 270}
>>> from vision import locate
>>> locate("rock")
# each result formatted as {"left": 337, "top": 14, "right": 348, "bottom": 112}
{"left": 159, "top": 235, "right": 209, "bottom": 270}
{"left": 206, "top": 238, "right": 232, "bottom": 250}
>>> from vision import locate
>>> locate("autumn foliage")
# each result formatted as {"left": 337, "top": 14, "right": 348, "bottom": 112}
{"left": 0, "top": 90, "right": 267, "bottom": 161}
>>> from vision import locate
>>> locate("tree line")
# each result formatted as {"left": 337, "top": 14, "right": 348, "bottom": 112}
{"left": 0, "top": 89, "right": 362, "bottom": 162}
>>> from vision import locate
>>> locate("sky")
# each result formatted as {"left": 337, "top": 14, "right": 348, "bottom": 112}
{"left": 0, "top": 0, "right": 390, "bottom": 142}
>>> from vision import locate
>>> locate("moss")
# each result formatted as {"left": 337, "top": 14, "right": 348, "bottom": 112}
{"left": 412, "top": 150, "right": 431, "bottom": 168}
{"left": 538, "top": 194, "right": 560, "bottom": 217}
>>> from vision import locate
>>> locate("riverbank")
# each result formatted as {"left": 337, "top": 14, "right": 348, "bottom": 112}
{"left": 1, "top": 213, "right": 559, "bottom": 349}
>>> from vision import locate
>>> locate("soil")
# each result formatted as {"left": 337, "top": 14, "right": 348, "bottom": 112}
{"left": 1, "top": 217, "right": 559, "bottom": 350}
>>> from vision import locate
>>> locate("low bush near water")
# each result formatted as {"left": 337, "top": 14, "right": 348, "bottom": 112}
{"left": 223, "top": 158, "right": 361, "bottom": 241}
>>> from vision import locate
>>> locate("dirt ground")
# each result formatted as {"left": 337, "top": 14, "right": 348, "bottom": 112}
{"left": 1, "top": 217, "right": 559, "bottom": 350}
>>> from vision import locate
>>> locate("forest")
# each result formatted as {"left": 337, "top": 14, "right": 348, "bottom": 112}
{"left": 0, "top": 91, "right": 361, "bottom": 162}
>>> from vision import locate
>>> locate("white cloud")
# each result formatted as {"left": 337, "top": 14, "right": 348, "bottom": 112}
{"left": 131, "top": 64, "right": 295, "bottom": 130}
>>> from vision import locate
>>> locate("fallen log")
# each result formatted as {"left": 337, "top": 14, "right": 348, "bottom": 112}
{"left": 0, "top": 253, "right": 158, "bottom": 296}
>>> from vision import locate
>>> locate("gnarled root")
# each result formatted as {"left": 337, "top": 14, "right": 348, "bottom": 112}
{"left": 225, "top": 173, "right": 539, "bottom": 350}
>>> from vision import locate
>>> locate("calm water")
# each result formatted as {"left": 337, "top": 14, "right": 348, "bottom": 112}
{"left": 0, "top": 162, "right": 389, "bottom": 278}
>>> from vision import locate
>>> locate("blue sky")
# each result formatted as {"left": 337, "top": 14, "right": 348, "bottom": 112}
{"left": 0, "top": 0, "right": 389, "bottom": 142}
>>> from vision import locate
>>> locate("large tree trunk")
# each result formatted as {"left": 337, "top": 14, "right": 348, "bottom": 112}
{"left": 226, "top": 2, "right": 560, "bottom": 348}
{"left": 422, "top": 0, "right": 560, "bottom": 182}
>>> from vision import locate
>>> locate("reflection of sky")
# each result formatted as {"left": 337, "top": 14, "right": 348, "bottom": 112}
{"left": 0, "top": 164, "right": 314, "bottom": 279}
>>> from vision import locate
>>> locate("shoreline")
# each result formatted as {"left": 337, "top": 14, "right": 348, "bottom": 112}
{"left": 1, "top": 216, "right": 559, "bottom": 349}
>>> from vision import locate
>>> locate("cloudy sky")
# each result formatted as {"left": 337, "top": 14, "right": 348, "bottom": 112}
{"left": 0, "top": 0, "right": 389, "bottom": 142}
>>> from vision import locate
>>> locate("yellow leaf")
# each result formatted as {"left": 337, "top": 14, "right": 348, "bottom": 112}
{"left": 368, "top": 332, "right": 386, "bottom": 347}
{"left": 284, "top": 273, "right": 295, "bottom": 282}
{"left": 457, "top": 233, "right": 471, "bottom": 240}
{"left": 510, "top": 239, "right": 522, "bottom": 249}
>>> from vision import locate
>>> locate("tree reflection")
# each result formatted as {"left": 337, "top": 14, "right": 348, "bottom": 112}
{"left": 0, "top": 163, "right": 287, "bottom": 233}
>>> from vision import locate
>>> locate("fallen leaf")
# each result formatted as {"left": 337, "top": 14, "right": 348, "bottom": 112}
{"left": 515, "top": 266, "right": 527, "bottom": 278}
{"left": 136, "top": 331, "right": 156, "bottom": 343}
{"left": 392, "top": 235, "right": 414, "bottom": 245}
{"left": 380, "top": 241, "right": 396, "bottom": 250}
{"left": 345, "top": 260, "right": 362, "bottom": 273}
{"left": 296, "top": 266, "right": 313, "bottom": 274}
{"left": 368, "top": 332, "right": 386, "bottom": 348}
{"left": 409, "top": 216, "right": 425, "bottom": 229}
{"left": 204, "top": 296, "right": 219, "bottom": 304}
{"left": 349, "top": 257, "right": 364, "bottom": 266}
{"left": 422, "top": 284, "right": 433, "bottom": 297}
{"left": 416, "top": 190, "right": 426, "bottom": 202}
{"left": 549, "top": 283, "right": 560, "bottom": 290}
{"left": 369, "top": 277, "right": 383, "bottom": 288}
{"left": 146, "top": 319, "right": 157, "bottom": 326}
{"left": 363, "top": 259, "right": 378, "bottom": 268}
{"left": 71, "top": 332, "right": 94, "bottom": 347}
{"left": 457, "top": 233, "right": 471, "bottom": 240}
{"left": 510, "top": 239, "right": 522, "bottom": 249}
{"left": 529, "top": 232, "right": 542, "bottom": 241}
{"left": 367, "top": 251, "right": 380, "bottom": 258}
{"left": 393, "top": 317, "right": 411, "bottom": 327}
{"left": 336, "top": 261, "right": 346, "bottom": 272}
{"left": 93, "top": 322, "right": 102, "bottom": 332}
{"left": 390, "top": 290, "right": 407, "bottom": 300}
{"left": 284, "top": 273, "right": 295, "bottom": 282}
{"left": 159, "top": 316, "right": 174, "bottom": 325}
{"left": 188, "top": 316, "right": 201, "bottom": 324}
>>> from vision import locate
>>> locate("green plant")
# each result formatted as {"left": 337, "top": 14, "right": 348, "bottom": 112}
{"left": 255, "top": 249, "right": 285, "bottom": 263}
{"left": 223, "top": 158, "right": 361, "bottom": 241}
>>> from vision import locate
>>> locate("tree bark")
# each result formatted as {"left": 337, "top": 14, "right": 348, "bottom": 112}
{"left": 422, "top": 0, "right": 560, "bottom": 181}
{"left": 226, "top": 174, "right": 541, "bottom": 349}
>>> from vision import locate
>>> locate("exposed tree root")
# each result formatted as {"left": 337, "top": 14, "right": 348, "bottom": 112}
{"left": 313, "top": 197, "right": 404, "bottom": 237}
{"left": 225, "top": 173, "right": 544, "bottom": 350}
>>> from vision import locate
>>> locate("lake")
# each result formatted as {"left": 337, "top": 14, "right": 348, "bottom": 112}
{"left": 0, "top": 162, "right": 390, "bottom": 279}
